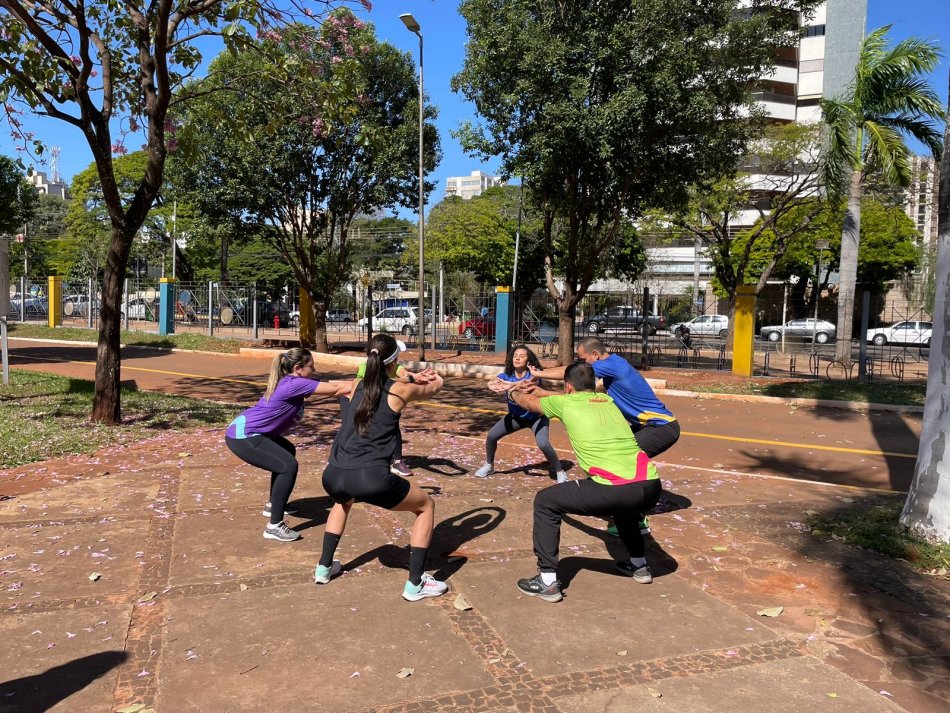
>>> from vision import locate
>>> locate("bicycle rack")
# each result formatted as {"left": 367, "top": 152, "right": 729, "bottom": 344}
{"left": 809, "top": 353, "right": 820, "bottom": 378}
{"left": 716, "top": 345, "right": 726, "bottom": 370}
{"left": 889, "top": 355, "right": 905, "bottom": 382}
{"left": 863, "top": 355, "right": 875, "bottom": 381}
{"left": 763, "top": 350, "right": 770, "bottom": 376}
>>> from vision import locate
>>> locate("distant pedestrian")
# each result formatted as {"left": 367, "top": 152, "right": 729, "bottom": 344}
{"left": 225, "top": 348, "right": 352, "bottom": 542}
{"left": 473, "top": 344, "right": 568, "bottom": 483}
{"left": 315, "top": 335, "right": 449, "bottom": 601}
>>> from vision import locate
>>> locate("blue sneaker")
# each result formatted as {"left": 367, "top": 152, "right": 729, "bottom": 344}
{"left": 314, "top": 559, "right": 342, "bottom": 585}
{"left": 402, "top": 573, "right": 447, "bottom": 601}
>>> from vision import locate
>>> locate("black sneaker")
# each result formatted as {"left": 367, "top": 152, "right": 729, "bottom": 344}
{"left": 615, "top": 561, "right": 653, "bottom": 583}
{"left": 516, "top": 573, "right": 563, "bottom": 602}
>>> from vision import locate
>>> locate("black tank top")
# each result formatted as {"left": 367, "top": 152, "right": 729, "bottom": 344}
{"left": 330, "top": 379, "right": 402, "bottom": 468}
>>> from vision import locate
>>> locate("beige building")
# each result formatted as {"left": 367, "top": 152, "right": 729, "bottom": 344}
{"left": 445, "top": 170, "right": 505, "bottom": 200}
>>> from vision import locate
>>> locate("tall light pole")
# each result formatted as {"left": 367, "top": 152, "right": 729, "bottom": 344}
{"left": 400, "top": 12, "right": 425, "bottom": 361}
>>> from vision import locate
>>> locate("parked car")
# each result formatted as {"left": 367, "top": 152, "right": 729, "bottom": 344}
{"left": 327, "top": 309, "right": 353, "bottom": 323}
{"left": 62, "top": 294, "right": 100, "bottom": 318}
{"left": 125, "top": 297, "right": 160, "bottom": 321}
{"left": 759, "top": 318, "right": 836, "bottom": 344}
{"left": 8, "top": 295, "right": 49, "bottom": 318}
{"left": 459, "top": 314, "right": 495, "bottom": 338}
{"left": 866, "top": 320, "right": 932, "bottom": 347}
{"left": 357, "top": 306, "right": 422, "bottom": 335}
{"left": 584, "top": 305, "right": 665, "bottom": 335}
{"left": 670, "top": 314, "right": 729, "bottom": 340}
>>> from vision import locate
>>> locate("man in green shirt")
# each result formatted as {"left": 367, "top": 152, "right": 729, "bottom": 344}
{"left": 508, "top": 361, "right": 662, "bottom": 603}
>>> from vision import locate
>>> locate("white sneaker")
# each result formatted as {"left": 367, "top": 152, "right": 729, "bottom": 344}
{"left": 263, "top": 522, "right": 300, "bottom": 542}
{"left": 556, "top": 471, "right": 569, "bottom": 484}
{"left": 474, "top": 463, "right": 494, "bottom": 478}
{"left": 402, "top": 573, "right": 448, "bottom": 601}
{"left": 314, "top": 559, "right": 342, "bottom": 584}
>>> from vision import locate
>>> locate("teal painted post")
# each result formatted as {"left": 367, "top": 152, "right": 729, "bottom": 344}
{"left": 159, "top": 279, "right": 176, "bottom": 336}
{"left": 494, "top": 287, "right": 511, "bottom": 355}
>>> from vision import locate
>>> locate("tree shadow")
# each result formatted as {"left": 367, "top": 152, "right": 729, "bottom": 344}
{"left": 0, "top": 650, "right": 128, "bottom": 713}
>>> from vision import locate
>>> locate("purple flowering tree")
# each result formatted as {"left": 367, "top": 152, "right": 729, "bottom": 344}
{"left": 0, "top": 0, "right": 370, "bottom": 424}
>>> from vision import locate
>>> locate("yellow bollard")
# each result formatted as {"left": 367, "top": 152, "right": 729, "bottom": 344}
{"left": 732, "top": 286, "right": 756, "bottom": 377}
{"left": 48, "top": 275, "right": 63, "bottom": 328}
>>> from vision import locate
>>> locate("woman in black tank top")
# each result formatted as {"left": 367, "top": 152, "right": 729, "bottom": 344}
{"left": 315, "top": 334, "right": 450, "bottom": 602}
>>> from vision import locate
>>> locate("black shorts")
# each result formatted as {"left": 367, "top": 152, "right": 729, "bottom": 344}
{"left": 322, "top": 463, "right": 411, "bottom": 510}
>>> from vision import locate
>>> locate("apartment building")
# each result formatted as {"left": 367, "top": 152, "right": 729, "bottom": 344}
{"left": 445, "top": 170, "right": 506, "bottom": 200}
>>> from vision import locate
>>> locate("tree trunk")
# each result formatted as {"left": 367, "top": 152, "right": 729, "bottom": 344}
{"left": 834, "top": 169, "right": 862, "bottom": 363}
{"left": 220, "top": 232, "right": 230, "bottom": 284}
{"left": 92, "top": 224, "right": 132, "bottom": 424}
{"left": 557, "top": 302, "right": 575, "bottom": 365}
{"left": 724, "top": 294, "right": 738, "bottom": 353}
{"left": 900, "top": 98, "right": 950, "bottom": 544}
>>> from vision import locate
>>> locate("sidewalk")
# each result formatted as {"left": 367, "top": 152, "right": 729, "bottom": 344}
{"left": 1, "top": 389, "right": 946, "bottom": 713}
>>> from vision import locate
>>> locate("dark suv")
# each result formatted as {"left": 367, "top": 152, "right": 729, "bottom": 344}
{"left": 584, "top": 305, "right": 665, "bottom": 335}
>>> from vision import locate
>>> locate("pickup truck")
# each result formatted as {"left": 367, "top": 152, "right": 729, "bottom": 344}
{"left": 583, "top": 305, "right": 666, "bottom": 335}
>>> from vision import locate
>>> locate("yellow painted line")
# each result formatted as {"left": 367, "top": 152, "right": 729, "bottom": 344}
{"left": 416, "top": 400, "right": 917, "bottom": 460}
{"left": 10, "top": 353, "right": 916, "bottom": 461}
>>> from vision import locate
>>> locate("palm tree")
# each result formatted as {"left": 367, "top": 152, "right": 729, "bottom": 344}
{"left": 821, "top": 26, "right": 945, "bottom": 363}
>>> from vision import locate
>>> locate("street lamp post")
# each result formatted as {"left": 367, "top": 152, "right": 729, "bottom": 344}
{"left": 813, "top": 238, "right": 830, "bottom": 348}
{"left": 400, "top": 12, "right": 425, "bottom": 361}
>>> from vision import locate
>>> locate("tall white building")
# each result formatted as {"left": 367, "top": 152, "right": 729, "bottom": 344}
{"left": 26, "top": 170, "right": 68, "bottom": 200}
{"left": 445, "top": 170, "right": 505, "bottom": 200}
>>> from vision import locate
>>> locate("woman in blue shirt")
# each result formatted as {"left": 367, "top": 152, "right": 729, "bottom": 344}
{"left": 474, "top": 344, "right": 568, "bottom": 483}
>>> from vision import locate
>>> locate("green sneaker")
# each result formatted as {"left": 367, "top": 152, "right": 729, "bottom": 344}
{"left": 606, "top": 523, "right": 619, "bottom": 536}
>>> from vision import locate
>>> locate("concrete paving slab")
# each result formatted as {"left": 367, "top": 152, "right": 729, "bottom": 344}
{"left": 0, "top": 604, "right": 132, "bottom": 713}
{"left": 455, "top": 560, "right": 775, "bottom": 679}
{"left": 156, "top": 576, "right": 492, "bottom": 712}
{"left": 0, "top": 519, "right": 151, "bottom": 604}
{"left": 555, "top": 656, "right": 904, "bottom": 712}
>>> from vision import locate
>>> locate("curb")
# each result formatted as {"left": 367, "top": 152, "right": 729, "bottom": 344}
{"left": 655, "top": 388, "right": 924, "bottom": 415}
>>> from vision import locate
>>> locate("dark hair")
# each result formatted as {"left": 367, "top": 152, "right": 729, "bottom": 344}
{"left": 265, "top": 347, "right": 312, "bottom": 400}
{"left": 578, "top": 336, "right": 606, "bottom": 353}
{"left": 353, "top": 333, "right": 398, "bottom": 437}
{"left": 503, "top": 343, "right": 542, "bottom": 376}
{"left": 564, "top": 361, "right": 596, "bottom": 391}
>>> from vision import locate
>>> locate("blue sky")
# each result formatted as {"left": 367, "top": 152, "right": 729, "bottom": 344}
{"left": 4, "top": 0, "right": 949, "bottom": 217}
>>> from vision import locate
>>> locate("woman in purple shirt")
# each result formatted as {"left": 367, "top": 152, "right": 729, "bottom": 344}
{"left": 225, "top": 348, "right": 351, "bottom": 542}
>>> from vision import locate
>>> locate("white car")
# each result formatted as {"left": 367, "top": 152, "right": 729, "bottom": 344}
{"left": 866, "top": 320, "right": 932, "bottom": 347}
{"left": 357, "top": 306, "right": 421, "bottom": 335}
{"left": 670, "top": 314, "right": 729, "bottom": 339}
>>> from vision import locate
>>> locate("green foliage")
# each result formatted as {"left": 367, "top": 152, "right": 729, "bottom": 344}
{"left": 228, "top": 234, "right": 296, "bottom": 299}
{"left": 348, "top": 216, "right": 415, "bottom": 273}
{"left": 452, "top": 0, "right": 822, "bottom": 316}
{"left": 0, "top": 155, "right": 36, "bottom": 234}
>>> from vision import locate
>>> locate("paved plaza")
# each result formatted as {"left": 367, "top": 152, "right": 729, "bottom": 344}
{"left": 1, "top": 361, "right": 946, "bottom": 713}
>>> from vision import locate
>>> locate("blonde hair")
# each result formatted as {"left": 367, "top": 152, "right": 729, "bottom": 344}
{"left": 265, "top": 347, "right": 312, "bottom": 400}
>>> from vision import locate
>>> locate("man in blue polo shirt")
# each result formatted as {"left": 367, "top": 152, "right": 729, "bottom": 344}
{"left": 530, "top": 336, "right": 680, "bottom": 533}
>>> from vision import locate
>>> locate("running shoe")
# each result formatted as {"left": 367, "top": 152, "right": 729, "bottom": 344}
{"left": 390, "top": 459, "right": 413, "bottom": 477}
{"left": 516, "top": 573, "right": 563, "bottom": 602}
{"left": 262, "top": 503, "right": 299, "bottom": 518}
{"left": 555, "top": 471, "right": 569, "bottom": 484}
{"left": 402, "top": 573, "right": 448, "bottom": 601}
{"left": 473, "top": 463, "right": 494, "bottom": 478}
{"left": 263, "top": 522, "right": 300, "bottom": 542}
{"left": 314, "top": 559, "right": 342, "bottom": 584}
{"left": 615, "top": 561, "right": 653, "bottom": 584}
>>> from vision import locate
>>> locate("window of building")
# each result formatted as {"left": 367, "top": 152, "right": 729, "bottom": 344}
{"left": 803, "top": 24, "right": 826, "bottom": 38}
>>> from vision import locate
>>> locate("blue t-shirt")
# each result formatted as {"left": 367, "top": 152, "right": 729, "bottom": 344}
{"left": 497, "top": 371, "right": 539, "bottom": 421}
{"left": 590, "top": 354, "right": 675, "bottom": 427}
{"left": 226, "top": 375, "right": 320, "bottom": 438}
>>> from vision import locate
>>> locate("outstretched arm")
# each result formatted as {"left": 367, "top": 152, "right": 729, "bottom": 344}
{"left": 528, "top": 364, "right": 566, "bottom": 380}
{"left": 311, "top": 380, "right": 355, "bottom": 398}
{"left": 509, "top": 383, "right": 544, "bottom": 414}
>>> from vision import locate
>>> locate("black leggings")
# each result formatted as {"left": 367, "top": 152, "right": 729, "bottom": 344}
{"left": 225, "top": 435, "right": 297, "bottom": 524}
{"left": 486, "top": 414, "right": 561, "bottom": 472}
{"left": 631, "top": 420, "right": 680, "bottom": 458}
{"left": 533, "top": 478, "right": 662, "bottom": 573}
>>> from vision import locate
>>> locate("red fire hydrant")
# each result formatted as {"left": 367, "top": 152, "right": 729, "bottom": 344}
{"left": 273, "top": 313, "right": 281, "bottom": 329}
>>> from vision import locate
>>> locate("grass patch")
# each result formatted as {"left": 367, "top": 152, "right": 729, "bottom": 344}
{"left": 8, "top": 322, "right": 247, "bottom": 353}
{"left": 806, "top": 504, "right": 950, "bottom": 573}
{"left": 0, "top": 369, "right": 238, "bottom": 468}
{"left": 685, "top": 379, "right": 926, "bottom": 407}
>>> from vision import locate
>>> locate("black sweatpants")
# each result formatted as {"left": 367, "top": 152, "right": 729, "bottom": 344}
{"left": 225, "top": 435, "right": 298, "bottom": 524}
{"left": 631, "top": 420, "right": 680, "bottom": 459}
{"left": 533, "top": 478, "right": 662, "bottom": 573}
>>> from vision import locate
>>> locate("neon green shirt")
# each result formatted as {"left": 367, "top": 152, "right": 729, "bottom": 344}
{"left": 540, "top": 392, "right": 658, "bottom": 485}
{"left": 356, "top": 363, "right": 406, "bottom": 380}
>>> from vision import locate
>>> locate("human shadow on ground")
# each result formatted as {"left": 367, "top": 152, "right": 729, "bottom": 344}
{"left": 287, "top": 495, "right": 335, "bottom": 533}
{"left": 494, "top": 459, "right": 576, "bottom": 479}
{"left": 403, "top": 455, "right": 468, "bottom": 477}
{"left": 340, "top": 506, "right": 506, "bottom": 582}
{"left": 0, "top": 650, "right": 128, "bottom": 713}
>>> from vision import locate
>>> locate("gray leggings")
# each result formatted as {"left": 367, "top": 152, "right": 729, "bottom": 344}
{"left": 486, "top": 414, "right": 562, "bottom": 472}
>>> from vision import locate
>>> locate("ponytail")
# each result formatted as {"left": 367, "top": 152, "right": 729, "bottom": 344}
{"left": 353, "top": 334, "right": 397, "bottom": 437}
{"left": 265, "top": 347, "right": 312, "bottom": 400}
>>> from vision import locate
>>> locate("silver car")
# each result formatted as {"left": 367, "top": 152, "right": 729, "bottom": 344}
{"left": 760, "top": 318, "right": 836, "bottom": 344}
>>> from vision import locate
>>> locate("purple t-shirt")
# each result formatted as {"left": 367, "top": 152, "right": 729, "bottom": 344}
{"left": 225, "top": 375, "right": 320, "bottom": 438}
